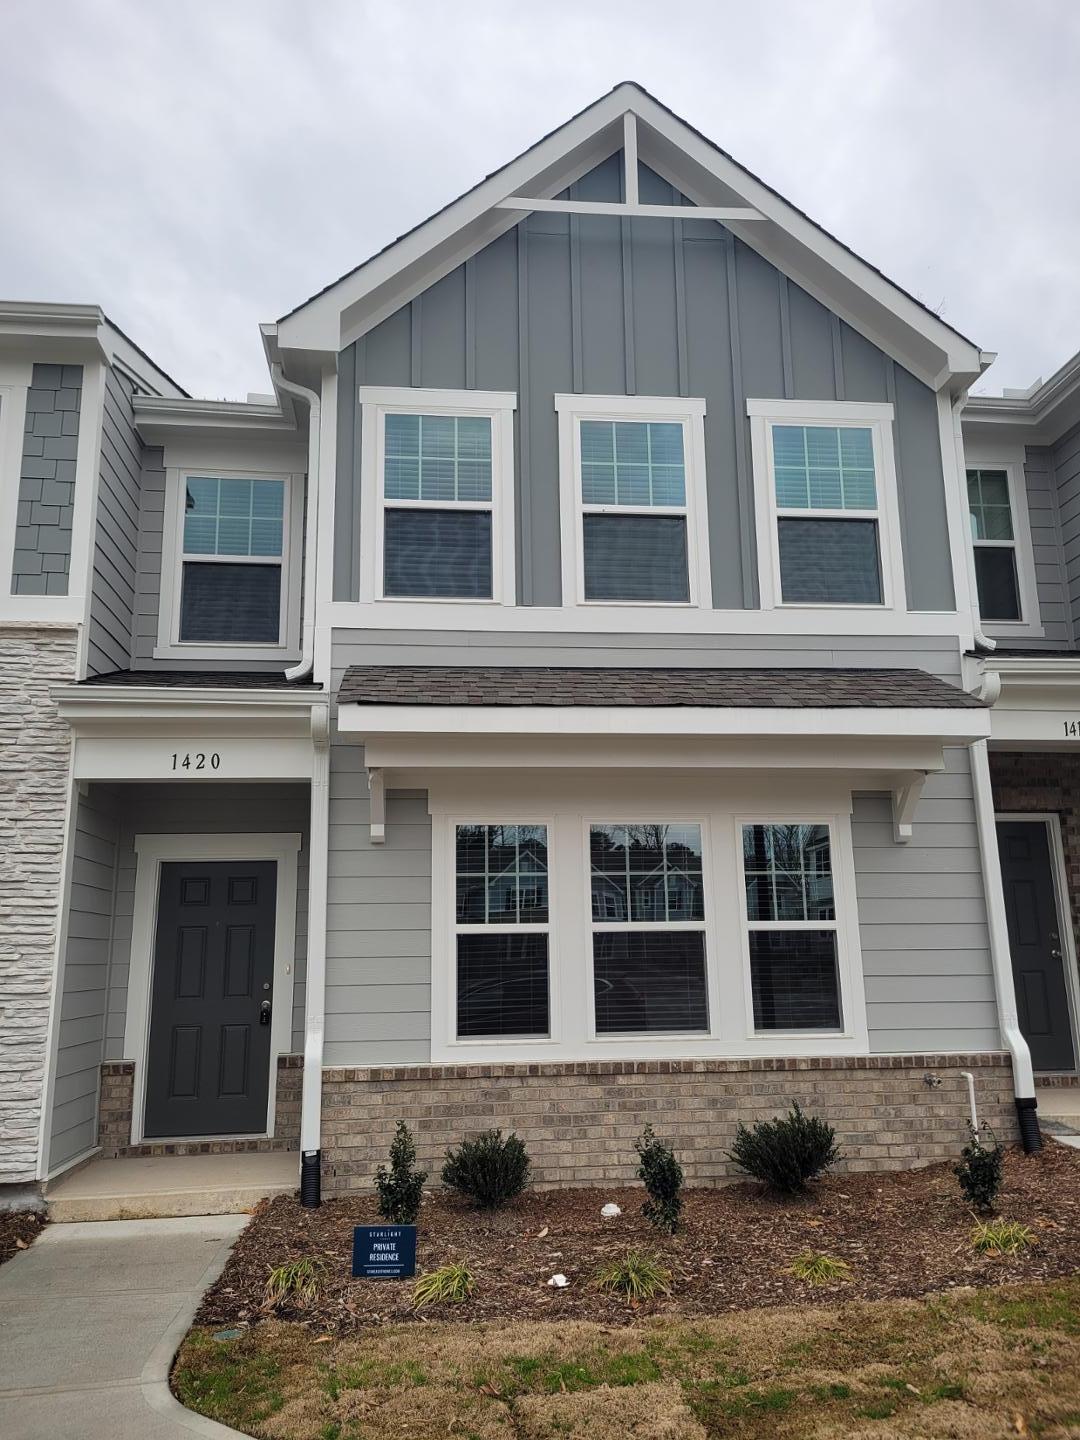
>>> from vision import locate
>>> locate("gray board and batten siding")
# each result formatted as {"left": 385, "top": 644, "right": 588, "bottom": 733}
{"left": 324, "top": 630, "right": 999, "bottom": 1067}
{"left": 10, "top": 363, "right": 82, "bottom": 597}
{"left": 334, "top": 153, "right": 954, "bottom": 614}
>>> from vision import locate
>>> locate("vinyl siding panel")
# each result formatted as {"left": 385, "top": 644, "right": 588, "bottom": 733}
{"left": 1020, "top": 445, "right": 1070, "bottom": 646}
{"left": 87, "top": 368, "right": 141, "bottom": 675}
{"left": 1052, "top": 422, "right": 1080, "bottom": 643}
{"left": 49, "top": 790, "right": 120, "bottom": 1170}
{"left": 336, "top": 157, "right": 954, "bottom": 613}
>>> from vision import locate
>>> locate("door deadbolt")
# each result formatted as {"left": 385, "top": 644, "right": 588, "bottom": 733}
{"left": 259, "top": 1000, "right": 272, "bottom": 1026}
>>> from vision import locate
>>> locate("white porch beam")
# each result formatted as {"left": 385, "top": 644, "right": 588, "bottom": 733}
{"left": 494, "top": 197, "right": 764, "bottom": 221}
{"left": 622, "top": 112, "right": 639, "bottom": 206}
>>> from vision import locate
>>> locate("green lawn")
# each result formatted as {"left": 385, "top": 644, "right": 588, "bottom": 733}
{"left": 174, "top": 1275, "right": 1080, "bottom": 1439}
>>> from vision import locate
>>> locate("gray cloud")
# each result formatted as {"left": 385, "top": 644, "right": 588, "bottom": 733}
{"left": 2, "top": 0, "right": 1077, "bottom": 397}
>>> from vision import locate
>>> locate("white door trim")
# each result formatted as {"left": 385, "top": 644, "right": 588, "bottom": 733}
{"left": 124, "top": 831, "right": 302, "bottom": 1145}
{"left": 995, "top": 811, "right": 1080, "bottom": 1076}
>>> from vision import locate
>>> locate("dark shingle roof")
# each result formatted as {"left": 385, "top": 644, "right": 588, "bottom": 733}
{"left": 337, "top": 665, "right": 981, "bottom": 710}
{"left": 80, "top": 669, "right": 321, "bottom": 691}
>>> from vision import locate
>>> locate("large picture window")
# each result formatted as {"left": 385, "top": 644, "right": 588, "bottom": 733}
{"left": 589, "top": 823, "right": 708, "bottom": 1034}
{"left": 740, "top": 822, "right": 843, "bottom": 1031}
{"left": 359, "top": 387, "right": 516, "bottom": 606}
{"left": 453, "top": 823, "right": 550, "bottom": 1039}
{"left": 556, "top": 395, "right": 710, "bottom": 609}
{"left": 748, "top": 400, "right": 903, "bottom": 612}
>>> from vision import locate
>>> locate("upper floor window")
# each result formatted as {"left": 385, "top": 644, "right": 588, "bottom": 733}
{"left": 157, "top": 465, "right": 303, "bottom": 659}
{"left": 748, "top": 400, "right": 904, "bottom": 611}
{"left": 965, "top": 450, "right": 1040, "bottom": 634}
{"left": 556, "top": 394, "right": 711, "bottom": 608}
{"left": 359, "top": 387, "right": 516, "bottom": 605}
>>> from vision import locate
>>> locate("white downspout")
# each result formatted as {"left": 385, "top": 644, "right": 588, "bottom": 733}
{"left": 948, "top": 387, "right": 997, "bottom": 654}
{"left": 271, "top": 364, "right": 320, "bottom": 683}
{"left": 970, "top": 737, "right": 1041, "bottom": 1150}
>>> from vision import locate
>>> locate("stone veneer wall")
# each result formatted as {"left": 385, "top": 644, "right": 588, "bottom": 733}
{"left": 990, "top": 751, "right": 1080, "bottom": 944}
{"left": 321, "top": 1053, "right": 1018, "bottom": 1197}
{"left": 97, "top": 1055, "right": 302, "bottom": 1157}
{"left": 0, "top": 625, "right": 78, "bottom": 1183}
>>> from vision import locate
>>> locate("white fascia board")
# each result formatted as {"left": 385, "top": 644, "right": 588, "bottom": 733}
{"left": 133, "top": 395, "right": 298, "bottom": 445}
{"left": 55, "top": 685, "right": 326, "bottom": 727}
{"left": 277, "top": 82, "right": 982, "bottom": 385}
{"left": 338, "top": 702, "right": 989, "bottom": 742}
{"left": 981, "top": 656, "right": 1080, "bottom": 684}
{"left": 0, "top": 301, "right": 103, "bottom": 342}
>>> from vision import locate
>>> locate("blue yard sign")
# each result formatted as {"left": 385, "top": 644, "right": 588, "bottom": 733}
{"left": 352, "top": 1224, "right": 417, "bottom": 1279}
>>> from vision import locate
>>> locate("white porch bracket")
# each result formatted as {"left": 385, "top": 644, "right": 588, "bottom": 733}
{"left": 892, "top": 772, "right": 928, "bottom": 844}
{"left": 368, "top": 765, "right": 386, "bottom": 844}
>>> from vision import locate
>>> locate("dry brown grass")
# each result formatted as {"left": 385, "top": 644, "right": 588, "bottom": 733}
{"left": 174, "top": 1276, "right": 1080, "bottom": 1439}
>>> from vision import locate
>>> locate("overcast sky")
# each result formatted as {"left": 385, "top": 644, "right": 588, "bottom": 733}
{"left": 2, "top": 1, "right": 1077, "bottom": 399}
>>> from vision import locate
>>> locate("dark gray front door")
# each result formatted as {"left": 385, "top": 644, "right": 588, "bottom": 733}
{"left": 144, "top": 860, "right": 277, "bottom": 1138}
{"left": 997, "top": 820, "right": 1077, "bottom": 1073}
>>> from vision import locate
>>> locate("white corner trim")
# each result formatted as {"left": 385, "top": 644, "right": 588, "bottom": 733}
{"left": 123, "top": 832, "right": 302, "bottom": 1146}
{"left": 554, "top": 393, "right": 712, "bottom": 611}
{"left": 747, "top": 399, "right": 907, "bottom": 616}
{"left": 963, "top": 441, "right": 1043, "bottom": 639}
{"left": 155, "top": 463, "right": 304, "bottom": 662}
{"left": 358, "top": 387, "right": 517, "bottom": 607}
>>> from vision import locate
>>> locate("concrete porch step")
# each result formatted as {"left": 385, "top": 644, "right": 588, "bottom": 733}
{"left": 45, "top": 1151, "right": 298, "bottom": 1222}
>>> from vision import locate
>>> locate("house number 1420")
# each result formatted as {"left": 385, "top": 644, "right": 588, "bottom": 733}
{"left": 171, "top": 752, "right": 221, "bottom": 771}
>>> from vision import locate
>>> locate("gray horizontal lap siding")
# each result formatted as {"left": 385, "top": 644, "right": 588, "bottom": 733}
{"left": 50, "top": 789, "right": 120, "bottom": 1171}
{"left": 325, "top": 629, "right": 996, "bottom": 1065}
{"left": 335, "top": 154, "right": 954, "bottom": 614}
{"left": 1052, "top": 423, "right": 1080, "bottom": 644}
{"left": 87, "top": 368, "right": 141, "bottom": 675}
{"left": 11, "top": 363, "right": 82, "bottom": 597}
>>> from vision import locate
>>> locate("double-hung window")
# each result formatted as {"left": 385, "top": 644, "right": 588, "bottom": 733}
{"left": 589, "top": 823, "right": 709, "bottom": 1034}
{"left": 556, "top": 395, "right": 710, "bottom": 607}
{"left": 964, "top": 451, "right": 1040, "bottom": 633}
{"left": 739, "top": 822, "right": 842, "bottom": 1032}
{"left": 748, "top": 400, "right": 903, "bottom": 610}
{"left": 453, "top": 823, "right": 550, "bottom": 1039}
{"left": 158, "top": 468, "right": 302, "bottom": 656}
{"left": 359, "top": 387, "right": 516, "bottom": 605}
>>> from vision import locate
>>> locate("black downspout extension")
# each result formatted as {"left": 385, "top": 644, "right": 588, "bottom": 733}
{"left": 1015, "top": 1097, "right": 1042, "bottom": 1154}
{"left": 300, "top": 1150, "right": 322, "bottom": 1208}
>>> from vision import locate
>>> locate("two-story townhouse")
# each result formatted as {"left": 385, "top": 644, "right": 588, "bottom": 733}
{"left": 8, "top": 83, "right": 1050, "bottom": 1212}
{"left": 961, "top": 356, "right": 1080, "bottom": 1096}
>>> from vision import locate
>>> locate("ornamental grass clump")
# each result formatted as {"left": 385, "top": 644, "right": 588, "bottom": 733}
{"left": 442, "top": 1129, "right": 530, "bottom": 1209}
{"left": 727, "top": 1101, "right": 840, "bottom": 1196}
{"left": 971, "top": 1218, "right": 1034, "bottom": 1255}
{"left": 593, "top": 1249, "right": 672, "bottom": 1303}
{"left": 412, "top": 1261, "right": 475, "bottom": 1309}
{"left": 634, "top": 1124, "right": 684, "bottom": 1234}
{"left": 955, "top": 1124, "right": 1005, "bottom": 1213}
{"left": 262, "top": 1256, "right": 327, "bottom": 1312}
{"left": 374, "top": 1120, "right": 427, "bottom": 1224}
{"left": 789, "top": 1251, "right": 852, "bottom": 1285}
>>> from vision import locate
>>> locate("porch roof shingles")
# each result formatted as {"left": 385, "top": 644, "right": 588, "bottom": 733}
{"left": 78, "top": 669, "right": 322, "bottom": 690}
{"left": 337, "top": 665, "right": 983, "bottom": 710}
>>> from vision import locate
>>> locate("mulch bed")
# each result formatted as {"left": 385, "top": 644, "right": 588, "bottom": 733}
{"left": 0, "top": 1210, "right": 45, "bottom": 1267}
{"left": 196, "top": 1144, "right": 1080, "bottom": 1333}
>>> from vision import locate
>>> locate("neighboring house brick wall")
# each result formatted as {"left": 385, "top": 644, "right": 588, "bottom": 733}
{"left": 321, "top": 1053, "right": 1017, "bottom": 1195}
{"left": 10, "top": 364, "right": 82, "bottom": 597}
{"left": 0, "top": 625, "right": 77, "bottom": 1182}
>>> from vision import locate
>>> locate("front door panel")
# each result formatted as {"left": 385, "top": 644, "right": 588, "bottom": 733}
{"left": 144, "top": 860, "right": 277, "bottom": 1138}
{"left": 997, "top": 821, "right": 1077, "bottom": 1073}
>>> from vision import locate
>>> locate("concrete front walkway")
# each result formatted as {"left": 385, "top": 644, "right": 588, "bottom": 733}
{"left": 46, "top": 1151, "right": 298, "bottom": 1221}
{"left": 0, "top": 1216, "right": 248, "bottom": 1439}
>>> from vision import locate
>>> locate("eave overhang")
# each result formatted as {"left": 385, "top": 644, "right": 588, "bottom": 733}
{"left": 976, "top": 653, "right": 1080, "bottom": 748}
{"left": 132, "top": 395, "right": 301, "bottom": 447}
{"left": 964, "top": 349, "right": 1080, "bottom": 447}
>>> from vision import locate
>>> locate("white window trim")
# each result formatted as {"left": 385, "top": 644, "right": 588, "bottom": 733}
{"left": 429, "top": 783, "right": 868, "bottom": 1065}
{"left": 358, "top": 385, "right": 517, "bottom": 607}
{"left": 555, "top": 393, "right": 711, "bottom": 610}
{"left": 122, "top": 831, "right": 302, "bottom": 1146}
{"left": 747, "top": 398, "right": 906, "bottom": 614}
{"left": 734, "top": 813, "right": 859, "bottom": 1041}
{"left": 156, "top": 464, "right": 303, "bottom": 662}
{"left": 964, "top": 443, "right": 1043, "bottom": 639}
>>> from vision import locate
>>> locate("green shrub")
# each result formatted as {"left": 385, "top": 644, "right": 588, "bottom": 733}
{"left": 412, "top": 1261, "right": 474, "bottom": 1309}
{"left": 789, "top": 1251, "right": 852, "bottom": 1285}
{"left": 442, "top": 1129, "right": 530, "bottom": 1209}
{"left": 727, "top": 1102, "right": 840, "bottom": 1196}
{"left": 971, "top": 1218, "right": 1034, "bottom": 1255}
{"left": 634, "top": 1124, "right": 684, "bottom": 1234}
{"left": 374, "top": 1120, "right": 427, "bottom": 1224}
{"left": 593, "top": 1249, "right": 672, "bottom": 1302}
{"left": 263, "top": 1256, "right": 327, "bottom": 1311}
{"left": 955, "top": 1124, "right": 1004, "bottom": 1213}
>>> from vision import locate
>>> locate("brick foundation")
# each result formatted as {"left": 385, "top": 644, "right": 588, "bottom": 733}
{"left": 321, "top": 1053, "right": 1019, "bottom": 1197}
{"left": 97, "top": 1054, "right": 302, "bottom": 1156}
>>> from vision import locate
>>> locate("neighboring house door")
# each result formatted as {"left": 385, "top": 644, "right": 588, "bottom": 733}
{"left": 144, "top": 860, "right": 278, "bottom": 1137}
{"left": 997, "top": 820, "right": 1077, "bottom": 1073}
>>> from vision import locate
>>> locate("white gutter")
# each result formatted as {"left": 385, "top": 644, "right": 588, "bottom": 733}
{"left": 270, "top": 364, "right": 320, "bottom": 683}
{"left": 969, "top": 738, "right": 1040, "bottom": 1146}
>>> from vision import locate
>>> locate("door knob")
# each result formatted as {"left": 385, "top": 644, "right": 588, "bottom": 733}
{"left": 260, "top": 1000, "right": 272, "bottom": 1026}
